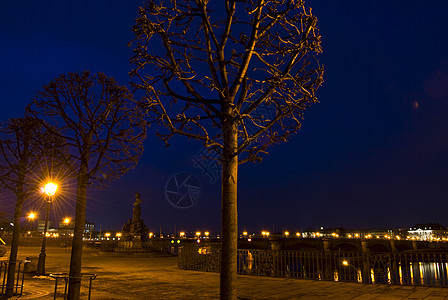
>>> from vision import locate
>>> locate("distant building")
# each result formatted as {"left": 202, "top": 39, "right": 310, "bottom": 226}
{"left": 84, "top": 221, "right": 95, "bottom": 240}
{"left": 408, "top": 223, "right": 447, "bottom": 241}
{"left": 37, "top": 220, "right": 54, "bottom": 232}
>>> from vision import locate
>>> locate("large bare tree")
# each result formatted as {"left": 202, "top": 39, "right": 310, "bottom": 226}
{"left": 0, "top": 116, "right": 67, "bottom": 297}
{"left": 27, "top": 71, "right": 147, "bottom": 300}
{"left": 130, "top": 0, "right": 323, "bottom": 298}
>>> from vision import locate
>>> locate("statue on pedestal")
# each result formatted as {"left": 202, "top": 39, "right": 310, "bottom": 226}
{"left": 121, "top": 192, "right": 149, "bottom": 244}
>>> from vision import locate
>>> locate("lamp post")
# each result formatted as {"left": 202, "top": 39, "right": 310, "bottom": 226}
{"left": 342, "top": 260, "right": 362, "bottom": 283}
{"left": 27, "top": 212, "right": 36, "bottom": 233}
{"left": 63, "top": 217, "right": 70, "bottom": 247}
{"left": 36, "top": 182, "right": 57, "bottom": 275}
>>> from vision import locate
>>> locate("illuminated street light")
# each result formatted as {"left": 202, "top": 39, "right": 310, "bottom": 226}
{"left": 284, "top": 231, "right": 290, "bottom": 237}
{"left": 195, "top": 231, "right": 201, "bottom": 237}
{"left": 37, "top": 182, "right": 58, "bottom": 275}
{"left": 242, "top": 231, "right": 248, "bottom": 236}
{"left": 44, "top": 182, "right": 57, "bottom": 196}
{"left": 204, "top": 231, "right": 210, "bottom": 237}
{"left": 28, "top": 212, "right": 37, "bottom": 232}
{"left": 296, "top": 232, "right": 301, "bottom": 237}
{"left": 62, "top": 217, "right": 71, "bottom": 247}
{"left": 342, "top": 259, "right": 362, "bottom": 283}
{"left": 179, "top": 232, "right": 185, "bottom": 238}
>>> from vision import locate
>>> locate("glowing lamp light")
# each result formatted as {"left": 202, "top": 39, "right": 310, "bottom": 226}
{"left": 44, "top": 182, "right": 58, "bottom": 197}
{"left": 149, "top": 232, "right": 154, "bottom": 238}
{"left": 342, "top": 260, "right": 349, "bottom": 266}
{"left": 64, "top": 218, "right": 70, "bottom": 225}
{"left": 195, "top": 232, "right": 201, "bottom": 237}
{"left": 296, "top": 232, "right": 301, "bottom": 237}
{"left": 204, "top": 231, "right": 210, "bottom": 237}
{"left": 180, "top": 232, "right": 185, "bottom": 237}
{"left": 284, "top": 231, "right": 290, "bottom": 237}
{"left": 116, "top": 232, "right": 122, "bottom": 238}
{"left": 243, "top": 231, "right": 248, "bottom": 236}
{"left": 28, "top": 212, "right": 36, "bottom": 220}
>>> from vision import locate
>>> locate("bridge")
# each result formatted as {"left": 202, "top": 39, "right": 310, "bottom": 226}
{"left": 236, "top": 237, "right": 448, "bottom": 252}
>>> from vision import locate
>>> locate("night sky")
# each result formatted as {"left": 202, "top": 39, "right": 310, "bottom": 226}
{"left": 1, "top": 1, "right": 448, "bottom": 234}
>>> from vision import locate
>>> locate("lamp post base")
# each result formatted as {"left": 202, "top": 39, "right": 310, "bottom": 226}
{"left": 36, "top": 252, "right": 46, "bottom": 275}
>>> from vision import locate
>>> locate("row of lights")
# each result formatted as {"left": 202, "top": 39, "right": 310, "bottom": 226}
{"left": 27, "top": 212, "right": 71, "bottom": 226}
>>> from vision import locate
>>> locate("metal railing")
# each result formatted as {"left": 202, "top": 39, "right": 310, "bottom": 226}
{"left": 178, "top": 247, "right": 448, "bottom": 287}
{"left": 0, "top": 260, "right": 29, "bottom": 299}
{"left": 49, "top": 273, "right": 97, "bottom": 300}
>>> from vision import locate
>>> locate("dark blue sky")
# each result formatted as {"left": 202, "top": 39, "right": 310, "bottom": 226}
{"left": 1, "top": 1, "right": 448, "bottom": 233}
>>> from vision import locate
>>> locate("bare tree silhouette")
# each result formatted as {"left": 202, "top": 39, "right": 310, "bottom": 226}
{"left": 0, "top": 116, "right": 68, "bottom": 297}
{"left": 130, "top": 1, "right": 323, "bottom": 298}
{"left": 27, "top": 71, "right": 147, "bottom": 300}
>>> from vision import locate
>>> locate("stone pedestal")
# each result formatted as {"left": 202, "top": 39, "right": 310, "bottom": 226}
{"left": 117, "top": 192, "right": 149, "bottom": 251}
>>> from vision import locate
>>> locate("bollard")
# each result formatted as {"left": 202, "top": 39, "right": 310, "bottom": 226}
{"left": 23, "top": 256, "right": 39, "bottom": 273}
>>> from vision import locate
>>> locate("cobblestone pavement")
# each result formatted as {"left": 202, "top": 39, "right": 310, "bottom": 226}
{"left": 7, "top": 247, "right": 448, "bottom": 299}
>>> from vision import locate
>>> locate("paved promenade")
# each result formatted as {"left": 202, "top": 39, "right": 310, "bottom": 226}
{"left": 7, "top": 247, "right": 448, "bottom": 299}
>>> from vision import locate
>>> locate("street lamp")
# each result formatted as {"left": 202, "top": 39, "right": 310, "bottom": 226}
{"left": 63, "top": 217, "right": 71, "bottom": 246}
{"left": 342, "top": 260, "right": 362, "bottom": 283}
{"left": 36, "top": 182, "right": 57, "bottom": 275}
{"left": 28, "top": 212, "right": 36, "bottom": 233}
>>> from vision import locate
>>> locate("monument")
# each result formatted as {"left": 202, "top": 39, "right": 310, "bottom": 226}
{"left": 118, "top": 192, "right": 149, "bottom": 251}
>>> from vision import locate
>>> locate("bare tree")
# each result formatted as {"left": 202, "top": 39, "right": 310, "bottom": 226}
{"left": 27, "top": 71, "right": 147, "bottom": 300}
{"left": 130, "top": 0, "right": 323, "bottom": 298}
{"left": 0, "top": 116, "right": 67, "bottom": 298}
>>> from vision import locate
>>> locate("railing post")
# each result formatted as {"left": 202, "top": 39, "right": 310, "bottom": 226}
{"left": 361, "top": 240, "right": 371, "bottom": 284}
{"left": 270, "top": 237, "right": 281, "bottom": 277}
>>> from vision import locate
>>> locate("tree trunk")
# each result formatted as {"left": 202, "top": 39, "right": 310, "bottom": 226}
{"left": 67, "top": 172, "right": 88, "bottom": 300}
{"left": 220, "top": 121, "right": 238, "bottom": 300}
{"left": 6, "top": 184, "right": 24, "bottom": 297}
